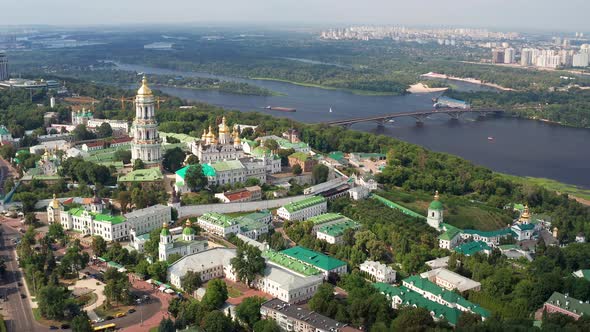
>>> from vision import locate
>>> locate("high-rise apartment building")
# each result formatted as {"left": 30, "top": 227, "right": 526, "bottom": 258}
{"left": 520, "top": 48, "right": 533, "bottom": 66}
{"left": 492, "top": 49, "right": 505, "bottom": 63}
{"left": 573, "top": 53, "right": 590, "bottom": 67}
{"left": 504, "top": 48, "right": 515, "bottom": 64}
{"left": 0, "top": 51, "right": 8, "bottom": 81}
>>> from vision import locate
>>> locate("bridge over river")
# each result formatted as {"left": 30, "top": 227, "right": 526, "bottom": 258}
{"left": 323, "top": 108, "right": 504, "bottom": 127}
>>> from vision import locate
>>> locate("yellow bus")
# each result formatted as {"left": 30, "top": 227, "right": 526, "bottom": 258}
{"left": 93, "top": 323, "right": 116, "bottom": 331}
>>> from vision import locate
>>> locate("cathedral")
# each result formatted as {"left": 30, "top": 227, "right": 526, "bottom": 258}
{"left": 131, "top": 76, "right": 162, "bottom": 166}
{"left": 190, "top": 116, "right": 245, "bottom": 163}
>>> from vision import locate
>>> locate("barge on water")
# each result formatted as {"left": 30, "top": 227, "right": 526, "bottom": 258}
{"left": 264, "top": 106, "right": 297, "bottom": 112}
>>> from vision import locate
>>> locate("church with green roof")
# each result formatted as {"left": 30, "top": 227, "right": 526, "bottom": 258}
{"left": 427, "top": 191, "right": 444, "bottom": 229}
{"left": 158, "top": 220, "right": 208, "bottom": 262}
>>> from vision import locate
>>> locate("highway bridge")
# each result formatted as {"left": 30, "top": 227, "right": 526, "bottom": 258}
{"left": 323, "top": 108, "right": 504, "bottom": 127}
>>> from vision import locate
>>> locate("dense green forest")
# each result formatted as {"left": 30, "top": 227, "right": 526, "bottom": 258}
{"left": 446, "top": 89, "right": 590, "bottom": 128}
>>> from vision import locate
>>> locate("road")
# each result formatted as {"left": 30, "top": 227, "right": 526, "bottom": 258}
{"left": 0, "top": 225, "right": 49, "bottom": 332}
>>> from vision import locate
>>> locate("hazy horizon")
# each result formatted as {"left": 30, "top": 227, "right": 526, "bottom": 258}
{"left": 2, "top": 0, "right": 589, "bottom": 32}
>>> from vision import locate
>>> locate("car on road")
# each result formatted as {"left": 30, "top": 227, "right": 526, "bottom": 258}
{"left": 128, "top": 308, "right": 136, "bottom": 314}
{"left": 105, "top": 315, "right": 114, "bottom": 321}
{"left": 20, "top": 293, "right": 26, "bottom": 298}
{"left": 115, "top": 312, "right": 126, "bottom": 318}
{"left": 93, "top": 318, "right": 105, "bottom": 323}
{"left": 17, "top": 282, "right": 22, "bottom": 286}
{"left": 49, "top": 326, "right": 59, "bottom": 330}
{"left": 60, "top": 323, "right": 70, "bottom": 329}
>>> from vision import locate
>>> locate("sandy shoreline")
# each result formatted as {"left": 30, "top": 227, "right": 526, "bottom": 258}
{"left": 407, "top": 83, "right": 448, "bottom": 93}
{"left": 421, "top": 72, "right": 515, "bottom": 91}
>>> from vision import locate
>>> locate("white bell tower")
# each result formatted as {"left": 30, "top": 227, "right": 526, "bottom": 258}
{"left": 131, "top": 76, "right": 162, "bottom": 166}
{"left": 427, "top": 190, "right": 444, "bottom": 230}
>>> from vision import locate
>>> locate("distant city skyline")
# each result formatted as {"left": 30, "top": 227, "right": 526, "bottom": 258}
{"left": 1, "top": 0, "right": 589, "bottom": 32}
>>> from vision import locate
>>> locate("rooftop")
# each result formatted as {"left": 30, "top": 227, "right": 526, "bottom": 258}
{"left": 372, "top": 194, "right": 426, "bottom": 220}
{"left": 282, "top": 196, "right": 326, "bottom": 213}
{"left": 124, "top": 204, "right": 170, "bottom": 219}
{"left": 118, "top": 168, "right": 164, "bottom": 183}
{"left": 212, "top": 159, "right": 245, "bottom": 172}
{"left": 454, "top": 241, "right": 491, "bottom": 256}
{"left": 462, "top": 228, "right": 514, "bottom": 238}
{"left": 263, "top": 250, "right": 321, "bottom": 276}
{"left": 68, "top": 208, "right": 126, "bottom": 225}
{"left": 168, "top": 248, "right": 237, "bottom": 279}
{"left": 199, "top": 212, "right": 237, "bottom": 228}
{"left": 420, "top": 268, "right": 481, "bottom": 292}
{"left": 281, "top": 246, "right": 347, "bottom": 271}
{"left": 373, "top": 283, "right": 461, "bottom": 326}
{"left": 545, "top": 292, "right": 590, "bottom": 316}
{"left": 262, "top": 298, "right": 345, "bottom": 331}
{"left": 307, "top": 213, "right": 348, "bottom": 225}
{"left": 289, "top": 151, "right": 310, "bottom": 161}
{"left": 318, "top": 220, "right": 360, "bottom": 237}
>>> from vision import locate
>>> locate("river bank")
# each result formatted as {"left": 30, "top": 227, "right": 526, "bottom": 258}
{"left": 406, "top": 83, "right": 449, "bottom": 93}
{"left": 421, "top": 72, "right": 515, "bottom": 91}
{"left": 250, "top": 77, "right": 404, "bottom": 96}
{"left": 501, "top": 174, "right": 590, "bottom": 205}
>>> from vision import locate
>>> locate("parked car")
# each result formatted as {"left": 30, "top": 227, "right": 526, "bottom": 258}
{"left": 17, "top": 282, "right": 22, "bottom": 286}
{"left": 60, "top": 323, "right": 70, "bottom": 329}
{"left": 105, "top": 315, "right": 114, "bottom": 321}
{"left": 128, "top": 308, "right": 136, "bottom": 314}
{"left": 49, "top": 326, "right": 59, "bottom": 330}
{"left": 115, "top": 312, "right": 126, "bottom": 318}
{"left": 20, "top": 293, "right": 26, "bottom": 299}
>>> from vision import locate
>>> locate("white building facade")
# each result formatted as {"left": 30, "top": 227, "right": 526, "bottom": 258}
{"left": 360, "top": 260, "right": 396, "bottom": 283}
{"left": 131, "top": 76, "right": 162, "bottom": 166}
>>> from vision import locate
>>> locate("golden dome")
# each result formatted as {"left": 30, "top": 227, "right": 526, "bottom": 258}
{"left": 185, "top": 220, "right": 192, "bottom": 227}
{"left": 207, "top": 125, "right": 216, "bottom": 138}
{"left": 201, "top": 129, "right": 207, "bottom": 141}
{"left": 520, "top": 205, "right": 531, "bottom": 221}
{"left": 51, "top": 193, "right": 60, "bottom": 209}
{"left": 162, "top": 222, "right": 168, "bottom": 229}
{"left": 137, "top": 76, "right": 153, "bottom": 96}
{"left": 434, "top": 190, "right": 440, "bottom": 201}
{"left": 233, "top": 130, "right": 241, "bottom": 143}
{"left": 219, "top": 116, "right": 230, "bottom": 133}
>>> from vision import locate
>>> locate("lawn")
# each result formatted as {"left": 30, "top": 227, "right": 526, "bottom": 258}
{"left": 32, "top": 308, "right": 65, "bottom": 327}
{"left": 95, "top": 304, "right": 133, "bottom": 318}
{"left": 378, "top": 190, "right": 514, "bottom": 231}
{"left": 227, "top": 285, "right": 243, "bottom": 298}
{"left": 501, "top": 174, "right": 590, "bottom": 202}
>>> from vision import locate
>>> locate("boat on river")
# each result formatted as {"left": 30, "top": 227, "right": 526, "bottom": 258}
{"left": 264, "top": 106, "right": 296, "bottom": 112}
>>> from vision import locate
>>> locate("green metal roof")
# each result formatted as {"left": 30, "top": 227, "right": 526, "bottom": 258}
{"left": 242, "top": 139, "right": 258, "bottom": 147}
{"left": 373, "top": 283, "right": 462, "bottom": 325}
{"left": 0, "top": 126, "right": 10, "bottom": 136}
{"left": 199, "top": 212, "right": 237, "bottom": 228}
{"left": 454, "top": 241, "right": 491, "bottom": 256}
{"left": 275, "top": 137, "right": 309, "bottom": 150}
{"left": 372, "top": 194, "right": 426, "bottom": 220}
{"left": 429, "top": 200, "right": 443, "bottom": 210}
{"left": 513, "top": 223, "right": 535, "bottom": 231}
{"left": 352, "top": 152, "right": 386, "bottom": 160}
{"left": 176, "top": 164, "right": 216, "bottom": 179}
{"left": 402, "top": 276, "right": 489, "bottom": 318}
{"left": 212, "top": 160, "right": 244, "bottom": 172}
{"left": 118, "top": 168, "right": 164, "bottom": 183}
{"left": 68, "top": 207, "right": 125, "bottom": 225}
{"left": 182, "top": 226, "right": 195, "bottom": 235}
{"left": 252, "top": 146, "right": 272, "bottom": 157}
{"left": 575, "top": 269, "right": 590, "bottom": 281}
{"left": 289, "top": 151, "right": 310, "bottom": 161}
{"left": 438, "top": 227, "right": 461, "bottom": 241}
{"left": 282, "top": 196, "right": 326, "bottom": 213}
{"left": 161, "top": 226, "right": 171, "bottom": 236}
{"left": 318, "top": 220, "right": 360, "bottom": 237}
{"left": 327, "top": 151, "right": 344, "bottom": 161}
{"left": 546, "top": 292, "right": 590, "bottom": 316}
{"left": 262, "top": 250, "right": 321, "bottom": 276}
{"left": 307, "top": 213, "right": 348, "bottom": 225}
{"left": 281, "top": 246, "right": 346, "bottom": 271}
{"left": 462, "top": 228, "right": 514, "bottom": 238}
{"left": 236, "top": 217, "right": 267, "bottom": 232}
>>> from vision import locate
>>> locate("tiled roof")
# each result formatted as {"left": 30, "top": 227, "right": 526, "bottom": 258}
{"left": 281, "top": 246, "right": 346, "bottom": 271}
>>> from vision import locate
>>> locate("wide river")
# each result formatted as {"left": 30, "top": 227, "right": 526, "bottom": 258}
{"left": 116, "top": 63, "right": 590, "bottom": 189}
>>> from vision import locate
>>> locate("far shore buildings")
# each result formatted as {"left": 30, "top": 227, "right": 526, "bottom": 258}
{"left": 47, "top": 193, "right": 171, "bottom": 242}
{"left": 277, "top": 196, "right": 327, "bottom": 221}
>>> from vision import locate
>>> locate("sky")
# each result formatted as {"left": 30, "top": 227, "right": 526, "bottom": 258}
{"left": 2, "top": 0, "right": 589, "bottom": 32}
